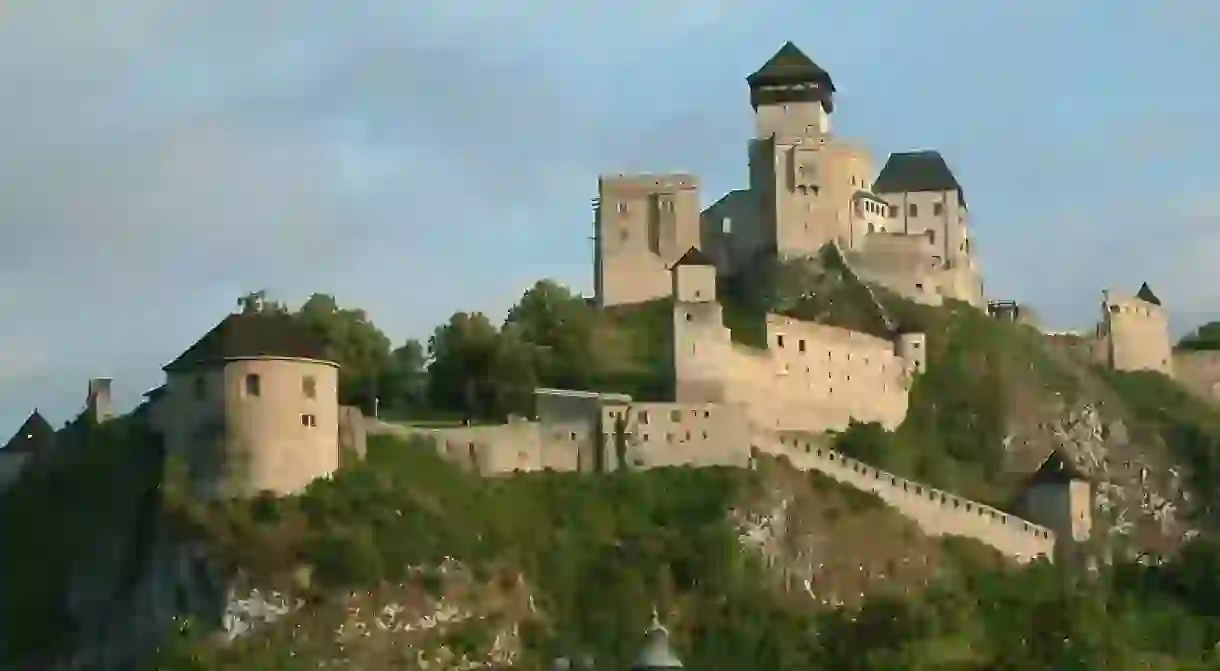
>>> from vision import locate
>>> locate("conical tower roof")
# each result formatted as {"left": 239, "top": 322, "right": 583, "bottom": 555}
{"left": 631, "top": 609, "right": 683, "bottom": 670}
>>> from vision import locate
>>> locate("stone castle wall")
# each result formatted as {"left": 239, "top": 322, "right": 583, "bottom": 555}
{"left": 1171, "top": 350, "right": 1220, "bottom": 404}
{"left": 753, "top": 432, "right": 1057, "bottom": 563}
{"left": 673, "top": 304, "right": 915, "bottom": 434}
{"left": 367, "top": 398, "right": 1057, "bottom": 563}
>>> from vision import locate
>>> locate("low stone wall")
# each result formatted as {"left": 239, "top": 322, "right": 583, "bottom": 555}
{"left": 365, "top": 406, "right": 1058, "bottom": 563}
{"left": 754, "top": 432, "right": 1056, "bottom": 563}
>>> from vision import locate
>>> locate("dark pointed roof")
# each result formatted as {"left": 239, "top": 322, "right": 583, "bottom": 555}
{"left": 1027, "top": 449, "right": 1088, "bottom": 486}
{"left": 164, "top": 313, "right": 334, "bottom": 372}
{"left": 873, "top": 151, "right": 965, "bottom": 204}
{"left": 1136, "top": 282, "right": 1161, "bottom": 306}
{"left": 747, "top": 42, "right": 835, "bottom": 90}
{"left": 671, "top": 247, "right": 715, "bottom": 269}
{"left": 2, "top": 410, "right": 55, "bottom": 454}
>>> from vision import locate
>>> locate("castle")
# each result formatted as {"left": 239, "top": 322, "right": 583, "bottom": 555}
{"left": 12, "top": 42, "right": 1220, "bottom": 569}
{"left": 594, "top": 42, "right": 984, "bottom": 311}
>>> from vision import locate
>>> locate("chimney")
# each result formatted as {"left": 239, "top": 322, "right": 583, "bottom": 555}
{"left": 87, "top": 378, "right": 113, "bottom": 424}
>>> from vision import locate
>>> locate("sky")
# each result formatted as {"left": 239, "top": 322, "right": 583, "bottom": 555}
{"left": 1, "top": 1, "right": 1219, "bottom": 432}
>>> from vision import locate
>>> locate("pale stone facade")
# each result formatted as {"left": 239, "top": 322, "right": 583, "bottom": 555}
{"left": 597, "top": 42, "right": 986, "bottom": 311}
{"left": 153, "top": 357, "right": 341, "bottom": 499}
{"left": 1094, "top": 285, "right": 1173, "bottom": 375}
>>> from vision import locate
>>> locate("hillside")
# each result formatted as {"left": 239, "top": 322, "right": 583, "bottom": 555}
{"left": 7, "top": 278, "right": 1220, "bottom": 668}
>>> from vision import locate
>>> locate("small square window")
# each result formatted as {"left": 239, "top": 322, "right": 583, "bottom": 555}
{"left": 670, "top": 409, "right": 682, "bottom": 422}
{"left": 301, "top": 413, "right": 317, "bottom": 428}
{"left": 245, "top": 373, "right": 261, "bottom": 397}
{"left": 908, "top": 204, "right": 918, "bottom": 217}
{"left": 933, "top": 202, "right": 944, "bottom": 216}
{"left": 302, "top": 376, "right": 317, "bottom": 399}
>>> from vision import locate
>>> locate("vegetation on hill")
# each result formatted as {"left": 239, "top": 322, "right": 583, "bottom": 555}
{"left": 149, "top": 434, "right": 1220, "bottom": 669}
{"left": 10, "top": 277, "right": 1220, "bottom": 667}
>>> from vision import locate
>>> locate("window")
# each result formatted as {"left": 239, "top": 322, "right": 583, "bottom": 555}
{"left": 639, "top": 411, "right": 650, "bottom": 424}
{"left": 933, "top": 202, "right": 944, "bottom": 216}
{"left": 616, "top": 201, "right": 628, "bottom": 214}
{"left": 908, "top": 203, "right": 918, "bottom": 217}
{"left": 194, "top": 375, "right": 206, "bottom": 399}
{"left": 301, "top": 413, "right": 317, "bottom": 428}
{"left": 245, "top": 373, "right": 261, "bottom": 397}
{"left": 776, "top": 334, "right": 785, "bottom": 348}
{"left": 798, "top": 339, "right": 806, "bottom": 353}
{"left": 670, "top": 409, "right": 682, "bottom": 422}
{"left": 888, "top": 205, "right": 898, "bottom": 218}
{"left": 302, "top": 375, "right": 317, "bottom": 399}
{"left": 721, "top": 217, "right": 732, "bottom": 234}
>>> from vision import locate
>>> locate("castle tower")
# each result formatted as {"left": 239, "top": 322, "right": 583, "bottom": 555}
{"left": 1097, "top": 282, "right": 1173, "bottom": 375}
{"left": 595, "top": 174, "right": 701, "bottom": 307}
{"left": 893, "top": 331, "right": 927, "bottom": 375}
{"left": 1019, "top": 449, "right": 1093, "bottom": 548}
{"left": 871, "top": 151, "right": 984, "bottom": 306}
{"left": 670, "top": 248, "right": 727, "bottom": 403}
{"left": 86, "top": 378, "right": 113, "bottom": 424}
{"left": 747, "top": 41, "right": 835, "bottom": 139}
{"left": 744, "top": 43, "right": 872, "bottom": 263}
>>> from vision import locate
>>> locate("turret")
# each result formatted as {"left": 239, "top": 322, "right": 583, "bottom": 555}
{"left": 747, "top": 41, "right": 836, "bottom": 137}
{"left": 893, "top": 330, "right": 927, "bottom": 375}
{"left": 631, "top": 609, "right": 684, "bottom": 670}
{"left": 670, "top": 247, "right": 717, "bottom": 303}
{"left": 1019, "top": 449, "right": 1092, "bottom": 545}
{"left": 86, "top": 378, "right": 113, "bottom": 424}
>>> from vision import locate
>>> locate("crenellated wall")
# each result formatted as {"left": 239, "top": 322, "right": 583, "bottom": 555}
{"left": 752, "top": 432, "right": 1057, "bottom": 563}
{"left": 367, "top": 385, "right": 1063, "bottom": 564}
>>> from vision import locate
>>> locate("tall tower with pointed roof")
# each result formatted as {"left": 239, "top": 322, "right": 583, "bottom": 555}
{"left": 735, "top": 42, "right": 874, "bottom": 263}
{"left": 748, "top": 41, "right": 836, "bottom": 138}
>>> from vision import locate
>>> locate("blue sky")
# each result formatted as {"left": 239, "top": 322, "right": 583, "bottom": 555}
{"left": 1, "top": 1, "right": 1219, "bottom": 433}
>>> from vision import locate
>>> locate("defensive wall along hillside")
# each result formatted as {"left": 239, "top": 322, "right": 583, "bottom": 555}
{"left": 750, "top": 429, "right": 1057, "bottom": 563}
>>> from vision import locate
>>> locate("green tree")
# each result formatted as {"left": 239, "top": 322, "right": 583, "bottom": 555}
{"left": 426, "top": 312, "right": 503, "bottom": 420}
{"left": 1179, "top": 322, "right": 1220, "bottom": 351}
{"left": 295, "top": 293, "right": 393, "bottom": 409}
{"left": 504, "top": 280, "right": 601, "bottom": 389}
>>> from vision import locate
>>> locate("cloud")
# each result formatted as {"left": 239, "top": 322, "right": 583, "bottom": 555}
{"left": 2, "top": 0, "right": 1220, "bottom": 432}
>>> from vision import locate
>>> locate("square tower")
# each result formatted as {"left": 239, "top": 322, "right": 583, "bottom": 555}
{"left": 594, "top": 174, "right": 701, "bottom": 307}
{"left": 745, "top": 43, "right": 874, "bottom": 262}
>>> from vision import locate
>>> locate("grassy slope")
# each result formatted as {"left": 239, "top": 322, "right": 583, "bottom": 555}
{"left": 152, "top": 435, "right": 1002, "bottom": 669}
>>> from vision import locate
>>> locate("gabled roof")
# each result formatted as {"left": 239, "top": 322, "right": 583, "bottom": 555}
{"left": 872, "top": 151, "right": 964, "bottom": 202}
{"left": 747, "top": 42, "right": 835, "bottom": 90}
{"left": 1135, "top": 282, "right": 1162, "bottom": 306}
{"left": 2, "top": 410, "right": 55, "bottom": 454}
{"left": 164, "top": 312, "right": 334, "bottom": 372}
{"left": 671, "top": 247, "right": 715, "bottom": 268}
{"left": 1027, "top": 449, "right": 1088, "bottom": 486}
